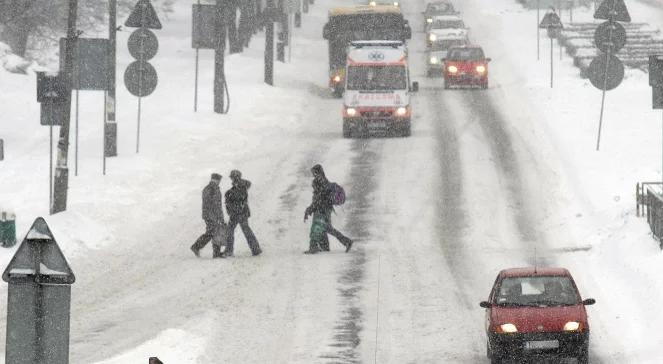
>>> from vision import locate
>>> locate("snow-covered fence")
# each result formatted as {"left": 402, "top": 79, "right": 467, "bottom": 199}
{"left": 636, "top": 182, "right": 663, "bottom": 247}
{"left": 558, "top": 22, "right": 663, "bottom": 77}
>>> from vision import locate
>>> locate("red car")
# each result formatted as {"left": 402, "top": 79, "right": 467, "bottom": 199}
{"left": 480, "top": 267, "right": 596, "bottom": 364}
{"left": 443, "top": 45, "right": 490, "bottom": 89}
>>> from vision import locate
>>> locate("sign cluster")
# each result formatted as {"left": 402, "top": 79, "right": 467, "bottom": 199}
{"left": 123, "top": 0, "right": 161, "bottom": 97}
{"left": 587, "top": 0, "right": 631, "bottom": 91}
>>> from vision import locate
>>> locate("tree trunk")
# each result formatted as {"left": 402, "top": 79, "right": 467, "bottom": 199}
{"left": 0, "top": 0, "right": 33, "bottom": 57}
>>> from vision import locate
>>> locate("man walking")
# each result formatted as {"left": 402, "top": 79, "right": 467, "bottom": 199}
{"left": 191, "top": 173, "right": 225, "bottom": 258}
{"left": 222, "top": 170, "right": 262, "bottom": 257}
{"left": 304, "top": 164, "right": 353, "bottom": 254}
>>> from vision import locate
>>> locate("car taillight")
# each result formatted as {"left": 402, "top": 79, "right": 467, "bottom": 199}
{"left": 476, "top": 65, "right": 486, "bottom": 73}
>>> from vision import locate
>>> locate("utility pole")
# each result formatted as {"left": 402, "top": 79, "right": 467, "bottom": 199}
{"left": 265, "top": 0, "right": 275, "bottom": 85}
{"left": 106, "top": 0, "right": 118, "bottom": 163}
{"left": 214, "top": 0, "right": 227, "bottom": 113}
{"left": 52, "top": 0, "right": 78, "bottom": 214}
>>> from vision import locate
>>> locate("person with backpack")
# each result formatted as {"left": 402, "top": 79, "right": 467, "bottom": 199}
{"left": 221, "top": 170, "right": 262, "bottom": 257}
{"left": 303, "top": 164, "right": 353, "bottom": 254}
{"left": 190, "top": 173, "right": 225, "bottom": 259}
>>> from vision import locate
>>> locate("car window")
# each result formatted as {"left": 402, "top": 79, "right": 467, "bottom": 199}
{"left": 447, "top": 48, "right": 485, "bottom": 61}
{"left": 495, "top": 276, "right": 580, "bottom": 306}
{"left": 431, "top": 39, "right": 466, "bottom": 51}
{"left": 432, "top": 20, "right": 465, "bottom": 29}
{"left": 346, "top": 65, "right": 407, "bottom": 91}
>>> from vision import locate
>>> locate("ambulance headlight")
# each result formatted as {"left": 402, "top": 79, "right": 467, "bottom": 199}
{"left": 345, "top": 107, "right": 357, "bottom": 117}
{"left": 429, "top": 33, "right": 437, "bottom": 42}
{"left": 429, "top": 57, "right": 439, "bottom": 64}
{"left": 396, "top": 107, "right": 408, "bottom": 116}
{"left": 426, "top": 18, "right": 433, "bottom": 24}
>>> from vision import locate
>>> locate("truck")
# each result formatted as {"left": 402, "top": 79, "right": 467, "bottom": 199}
{"left": 322, "top": 5, "right": 411, "bottom": 97}
{"left": 342, "top": 41, "right": 418, "bottom": 138}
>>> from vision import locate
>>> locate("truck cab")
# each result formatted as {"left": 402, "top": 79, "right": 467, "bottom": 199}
{"left": 342, "top": 41, "right": 418, "bottom": 138}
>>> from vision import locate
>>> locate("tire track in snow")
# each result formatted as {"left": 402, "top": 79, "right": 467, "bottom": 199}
{"left": 319, "top": 139, "right": 382, "bottom": 364}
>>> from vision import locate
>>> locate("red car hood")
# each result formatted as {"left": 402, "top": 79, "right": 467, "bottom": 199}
{"left": 493, "top": 305, "right": 588, "bottom": 333}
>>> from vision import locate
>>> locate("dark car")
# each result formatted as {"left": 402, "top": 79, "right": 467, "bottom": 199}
{"left": 423, "top": 1, "right": 457, "bottom": 30}
{"left": 443, "top": 45, "right": 491, "bottom": 89}
{"left": 479, "top": 267, "right": 596, "bottom": 364}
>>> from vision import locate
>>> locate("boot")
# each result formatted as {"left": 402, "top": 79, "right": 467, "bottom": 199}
{"left": 304, "top": 240, "right": 321, "bottom": 254}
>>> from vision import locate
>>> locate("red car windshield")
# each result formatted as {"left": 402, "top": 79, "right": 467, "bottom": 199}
{"left": 447, "top": 48, "right": 485, "bottom": 61}
{"left": 495, "top": 276, "right": 580, "bottom": 307}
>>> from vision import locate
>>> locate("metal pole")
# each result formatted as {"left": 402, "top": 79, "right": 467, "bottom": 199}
{"left": 194, "top": 48, "right": 199, "bottom": 112}
{"left": 537, "top": 0, "right": 540, "bottom": 61}
{"left": 136, "top": 6, "right": 147, "bottom": 153}
{"left": 74, "top": 88, "right": 79, "bottom": 176}
{"left": 106, "top": 0, "right": 117, "bottom": 158}
{"left": 214, "top": 0, "right": 227, "bottom": 113}
{"left": 288, "top": 14, "right": 292, "bottom": 63}
{"left": 51, "top": 0, "right": 78, "bottom": 214}
{"left": 661, "top": 111, "right": 662, "bottom": 184}
{"left": 136, "top": 96, "right": 141, "bottom": 153}
{"left": 550, "top": 36, "right": 553, "bottom": 88}
{"left": 75, "top": 44, "right": 79, "bottom": 177}
{"left": 596, "top": 50, "right": 611, "bottom": 151}
{"left": 103, "top": 91, "right": 106, "bottom": 175}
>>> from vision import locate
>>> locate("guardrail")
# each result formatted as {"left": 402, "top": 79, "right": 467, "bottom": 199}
{"left": 636, "top": 182, "right": 663, "bottom": 247}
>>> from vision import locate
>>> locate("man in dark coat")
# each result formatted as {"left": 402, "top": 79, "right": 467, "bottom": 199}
{"left": 191, "top": 173, "right": 225, "bottom": 258}
{"left": 304, "top": 164, "right": 353, "bottom": 254}
{"left": 222, "top": 170, "right": 262, "bottom": 257}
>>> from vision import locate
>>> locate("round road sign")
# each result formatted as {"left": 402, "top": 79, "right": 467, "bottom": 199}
{"left": 128, "top": 28, "right": 159, "bottom": 60}
{"left": 594, "top": 21, "right": 626, "bottom": 54}
{"left": 587, "top": 54, "right": 625, "bottom": 91}
{"left": 124, "top": 60, "right": 158, "bottom": 97}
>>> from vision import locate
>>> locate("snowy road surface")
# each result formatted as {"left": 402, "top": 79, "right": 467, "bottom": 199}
{"left": 1, "top": 0, "right": 663, "bottom": 362}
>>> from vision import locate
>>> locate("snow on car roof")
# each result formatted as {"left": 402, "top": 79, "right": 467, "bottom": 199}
{"left": 430, "top": 14, "right": 463, "bottom": 21}
{"left": 429, "top": 28, "right": 468, "bottom": 37}
{"left": 500, "top": 267, "right": 571, "bottom": 277}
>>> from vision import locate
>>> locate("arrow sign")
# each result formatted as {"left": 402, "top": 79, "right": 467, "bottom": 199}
{"left": 594, "top": 0, "right": 631, "bottom": 22}
{"left": 125, "top": 0, "right": 162, "bottom": 29}
{"left": 2, "top": 217, "right": 75, "bottom": 285}
{"left": 539, "top": 11, "right": 563, "bottom": 29}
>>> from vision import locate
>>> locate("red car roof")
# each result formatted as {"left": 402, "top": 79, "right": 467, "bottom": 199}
{"left": 500, "top": 267, "right": 571, "bottom": 277}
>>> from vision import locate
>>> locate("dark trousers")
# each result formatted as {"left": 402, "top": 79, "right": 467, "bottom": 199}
{"left": 191, "top": 219, "right": 222, "bottom": 257}
{"left": 226, "top": 216, "right": 261, "bottom": 254}
{"left": 312, "top": 211, "right": 350, "bottom": 251}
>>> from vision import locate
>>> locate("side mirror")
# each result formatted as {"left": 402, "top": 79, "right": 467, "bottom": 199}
{"left": 582, "top": 298, "right": 596, "bottom": 306}
{"left": 411, "top": 81, "right": 419, "bottom": 92}
{"left": 479, "top": 301, "right": 492, "bottom": 308}
{"left": 322, "top": 23, "right": 330, "bottom": 40}
{"left": 486, "top": 57, "right": 492, "bottom": 62}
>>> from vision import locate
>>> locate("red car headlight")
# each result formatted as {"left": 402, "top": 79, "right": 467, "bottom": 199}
{"left": 476, "top": 65, "right": 486, "bottom": 74}
{"left": 447, "top": 65, "right": 458, "bottom": 74}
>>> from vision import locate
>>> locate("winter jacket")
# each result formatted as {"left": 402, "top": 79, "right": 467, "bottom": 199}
{"left": 225, "top": 179, "right": 252, "bottom": 219}
{"left": 308, "top": 174, "right": 333, "bottom": 214}
{"left": 202, "top": 182, "right": 224, "bottom": 222}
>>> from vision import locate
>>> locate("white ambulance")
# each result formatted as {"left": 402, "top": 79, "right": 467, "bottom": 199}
{"left": 342, "top": 41, "right": 418, "bottom": 138}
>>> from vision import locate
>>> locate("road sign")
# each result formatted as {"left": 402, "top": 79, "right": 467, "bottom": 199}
{"left": 587, "top": 53, "right": 625, "bottom": 91}
{"left": 59, "top": 38, "right": 110, "bottom": 91}
{"left": 594, "top": 0, "right": 630, "bottom": 22}
{"left": 125, "top": 0, "right": 162, "bottom": 29}
{"left": 650, "top": 55, "right": 663, "bottom": 86}
{"left": 36, "top": 72, "right": 67, "bottom": 103}
{"left": 192, "top": 4, "right": 216, "bottom": 49}
{"left": 594, "top": 21, "right": 626, "bottom": 53}
{"left": 40, "top": 102, "right": 67, "bottom": 126}
{"left": 128, "top": 28, "right": 159, "bottom": 60}
{"left": 2, "top": 217, "right": 75, "bottom": 285}
{"left": 539, "top": 12, "right": 563, "bottom": 29}
{"left": 124, "top": 60, "right": 158, "bottom": 97}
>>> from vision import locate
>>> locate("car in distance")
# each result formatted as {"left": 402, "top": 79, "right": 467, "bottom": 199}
{"left": 425, "top": 15, "right": 466, "bottom": 46}
{"left": 426, "top": 35, "right": 468, "bottom": 77}
{"left": 423, "top": 1, "right": 457, "bottom": 29}
{"left": 369, "top": 0, "right": 400, "bottom": 7}
{"left": 443, "top": 45, "right": 491, "bottom": 89}
{"left": 479, "top": 267, "right": 596, "bottom": 364}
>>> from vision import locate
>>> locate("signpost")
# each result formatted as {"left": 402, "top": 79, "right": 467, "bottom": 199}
{"left": 649, "top": 55, "right": 663, "bottom": 185}
{"left": 2, "top": 218, "right": 75, "bottom": 364}
{"left": 124, "top": 0, "right": 161, "bottom": 154}
{"left": 590, "top": 0, "right": 630, "bottom": 150}
{"left": 539, "top": 10, "right": 563, "bottom": 88}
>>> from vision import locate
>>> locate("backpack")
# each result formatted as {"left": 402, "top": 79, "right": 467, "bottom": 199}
{"left": 329, "top": 182, "right": 346, "bottom": 206}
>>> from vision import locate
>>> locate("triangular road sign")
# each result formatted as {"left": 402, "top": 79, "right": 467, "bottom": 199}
{"left": 2, "top": 217, "right": 75, "bottom": 285}
{"left": 594, "top": 0, "right": 631, "bottom": 22}
{"left": 125, "top": 0, "right": 162, "bottom": 29}
{"left": 539, "top": 12, "right": 563, "bottom": 29}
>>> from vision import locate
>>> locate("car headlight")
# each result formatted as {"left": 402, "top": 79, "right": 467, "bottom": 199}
{"left": 499, "top": 323, "right": 518, "bottom": 333}
{"left": 563, "top": 321, "right": 581, "bottom": 332}
{"left": 476, "top": 65, "right": 486, "bottom": 73}
{"left": 393, "top": 2, "right": 399, "bottom": 6}
{"left": 426, "top": 18, "right": 433, "bottom": 24}
{"left": 429, "top": 33, "right": 437, "bottom": 42}
{"left": 333, "top": 75, "right": 342, "bottom": 83}
{"left": 429, "top": 57, "right": 439, "bottom": 64}
{"left": 345, "top": 107, "right": 357, "bottom": 117}
{"left": 396, "top": 107, "right": 408, "bottom": 116}
{"left": 369, "top": 1, "right": 376, "bottom": 5}
{"left": 447, "top": 65, "right": 458, "bottom": 73}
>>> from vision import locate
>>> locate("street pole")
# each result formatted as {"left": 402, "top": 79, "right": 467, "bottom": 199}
{"left": 51, "top": 0, "right": 78, "bottom": 215}
{"left": 550, "top": 37, "right": 553, "bottom": 88}
{"left": 49, "top": 125, "right": 53, "bottom": 214}
{"left": 214, "top": 0, "right": 227, "bottom": 113}
{"left": 106, "top": 0, "right": 118, "bottom": 160}
{"left": 265, "top": 0, "right": 275, "bottom": 85}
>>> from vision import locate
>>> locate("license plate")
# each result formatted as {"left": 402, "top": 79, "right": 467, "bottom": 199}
{"left": 368, "top": 121, "right": 386, "bottom": 128}
{"left": 524, "top": 340, "right": 559, "bottom": 350}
